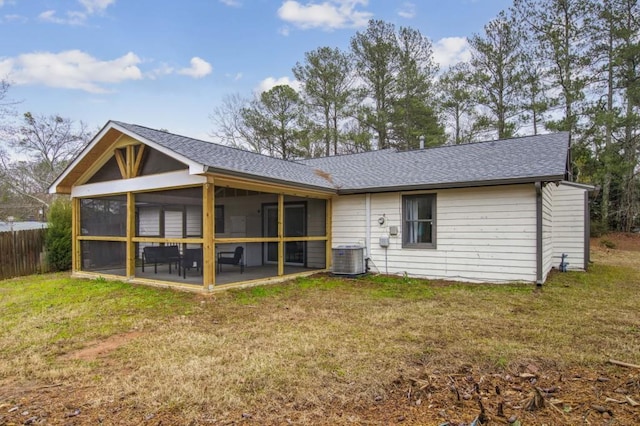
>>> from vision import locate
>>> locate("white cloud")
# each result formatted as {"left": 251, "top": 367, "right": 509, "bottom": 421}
{"left": 39, "top": 0, "right": 114, "bottom": 26}
{"left": 178, "top": 57, "right": 212, "bottom": 78}
{"left": 224, "top": 72, "right": 243, "bottom": 81}
{"left": 433, "top": 37, "right": 471, "bottom": 68}
{"left": 397, "top": 2, "right": 415, "bottom": 19}
{"left": 219, "top": 0, "right": 241, "bottom": 6}
{"left": 147, "top": 63, "right": 174, "bottom": 80}
{"left": 2, "top": 14, "right": 27, "bottom": 23}
{"left": 38, "top": 10, "right": 87, "bottom": 26}
{"left": 278, "top": 25, "right": 290, "bottom": 36}
{"left": 0, "top": 50, "right": 142, "bottom": 93}
{"left": 78, "top": 0, "right": 115, "bottom": 14}
{"left": 256, "top": 76, "right": 301, "bottom": 94}
{"left": 277, "top": 0, "right": 372, "bottom": 31}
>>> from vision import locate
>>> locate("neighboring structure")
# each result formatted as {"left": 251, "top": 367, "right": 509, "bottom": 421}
{"left": 0, "top": 221, "right": 47, "bottom": 233}
{"left": 49, "top": 121, "right": 592, "bottom": 290}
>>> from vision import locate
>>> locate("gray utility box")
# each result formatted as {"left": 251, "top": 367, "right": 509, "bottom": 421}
{"left": 332, "top": 245, "right": 365, "bottom": 275}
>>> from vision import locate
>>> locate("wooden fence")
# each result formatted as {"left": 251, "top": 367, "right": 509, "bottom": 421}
{"left": 0, "top": 228, "right": 49, "bottom": 280}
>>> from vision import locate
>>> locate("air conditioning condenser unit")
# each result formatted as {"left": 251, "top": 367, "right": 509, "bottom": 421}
{"left": 332, "top": 245, "right": 365, "bottom": 275}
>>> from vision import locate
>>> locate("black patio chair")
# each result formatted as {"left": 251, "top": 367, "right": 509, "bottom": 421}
{"left": 182, "top": 247, "right": 203, "bottom": 279}
{"left": 217, "top": 246, "right": 244, "bottom": 273}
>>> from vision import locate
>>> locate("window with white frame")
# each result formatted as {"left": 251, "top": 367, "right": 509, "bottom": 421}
{"left": 403, "top": 194, "right": 436, "bottom": 248}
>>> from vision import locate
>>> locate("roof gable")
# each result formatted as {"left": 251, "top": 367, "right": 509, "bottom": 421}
{"left": 112, "top": 122, "right": 337, "bottom": 190}
{"left": 49, "top": 122, "right": 203, "bottom": 194}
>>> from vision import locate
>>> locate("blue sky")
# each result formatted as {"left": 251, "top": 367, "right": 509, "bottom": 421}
{"left": 0, "top": 0, "right": 512, "bottom": 141}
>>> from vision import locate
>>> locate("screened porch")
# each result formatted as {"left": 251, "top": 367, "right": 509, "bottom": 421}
{"left": 76, "top": 183, "right": 330, "bottom": 289}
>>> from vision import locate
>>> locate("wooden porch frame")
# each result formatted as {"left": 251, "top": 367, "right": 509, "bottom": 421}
{"left": 71, "top": 175, "right": 332, "bottom": 291}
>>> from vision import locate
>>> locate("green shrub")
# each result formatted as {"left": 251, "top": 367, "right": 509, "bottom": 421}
{"left": 46, "top": 198, "right": 72, "bottom": 271}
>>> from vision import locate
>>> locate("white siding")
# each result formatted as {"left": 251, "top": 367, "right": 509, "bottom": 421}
{"left": 137, "top": 206, "right": 161, "bottom": 258}
{"left": 186, "top": 206, "right": 202, "bottom": 237}
{"left": 333, "top": 185, "right": 538, "bottom": 283}
{"left": 185, "top": 206, "right": 202, "bottom": 249}
{"left": 542, "top": 184, "right": 554, "bottom": 281}
{"left": 552, "top": 183, "right": 587, "bottom": 270}
{"left": 164, "top": 210, "right": 183, "bottom": 239}
{"left": 331, "top": 194, "right": 366, "bottom": 247}
{"left": 138, "top": 207, "right": 161, "bottom": 236}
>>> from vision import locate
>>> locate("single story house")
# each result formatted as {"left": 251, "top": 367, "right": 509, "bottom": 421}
{"left": 49, "top": 121, "right": 592, "bottom": 290}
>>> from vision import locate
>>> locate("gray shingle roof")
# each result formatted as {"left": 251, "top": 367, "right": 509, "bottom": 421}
{"left": 301, "top": 133, "right": 569, "bottom": 192}
{"left": 113, "top": 121, "right": 569, "bottom": 193}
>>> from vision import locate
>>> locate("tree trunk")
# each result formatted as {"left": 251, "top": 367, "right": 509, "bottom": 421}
{"left": 600, "top": 18, "right": 614, "bottom": 231}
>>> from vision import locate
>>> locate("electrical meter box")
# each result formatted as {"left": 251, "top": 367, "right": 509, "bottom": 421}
{"left": 379, "top": 235, "right": 390, "bottom": 247}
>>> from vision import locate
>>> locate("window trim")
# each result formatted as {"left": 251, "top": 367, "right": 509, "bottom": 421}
{"left": 402, "top": 193, "right": 437, "bottom": 249}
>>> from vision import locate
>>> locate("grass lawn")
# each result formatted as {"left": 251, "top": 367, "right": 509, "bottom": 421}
{"left": 1, "top": 236, "right": 639, "bottom": 425}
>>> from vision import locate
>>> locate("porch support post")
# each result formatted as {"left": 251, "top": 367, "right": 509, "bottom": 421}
{"left": 126, "top": 192, "right": 136, "bottom": 278}
{"left": 326, "top": 197, "right": 332, "bottom": 270}
{"left": 72, "top": 197, "right": 80, "bottom": 272}
{"left": 278, "top": 193, "right": 284, "bottom": 276}
{"left": 203, "top": 177, "right": 215, "bottom": 288}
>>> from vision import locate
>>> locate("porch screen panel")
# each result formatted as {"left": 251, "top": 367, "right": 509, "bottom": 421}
{"left": 137, "top": 206, "right": 161, "bottom": 258}
{"left": 215, "top": 189, "right": 277, "bottom": 238}
{"left": 164, "top": 210, "right": 183, "bottom": 239}
{"left": 80, "top": 241, "right": 126, "bottom": 274}
{"left": 186, "top": 205, "right": 202, "bottom": 237}
{"left": 304, "top": 240, "right": 326, "bottom": 269}
{"left": 80, "top": 196, "right": 127, "bottom": 237}
{"left": 135, "top": 187, "right": 203, "bottom": 241}
{"left": 306, "top": 198, "right": 326, "bottom": 237}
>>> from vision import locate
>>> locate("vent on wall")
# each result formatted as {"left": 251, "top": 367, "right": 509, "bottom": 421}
{"left": 332, "top": 245, "right": 365, "bottom": 275}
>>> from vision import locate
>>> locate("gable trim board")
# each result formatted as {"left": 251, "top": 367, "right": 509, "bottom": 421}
{"left": 49, "top": 121, "right": 593, "bottom": 289}
{"left": 72, "top": 170, "right": 207, "bottom": 198}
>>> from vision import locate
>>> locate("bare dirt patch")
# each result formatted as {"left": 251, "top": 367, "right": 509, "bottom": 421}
{"left": 593, "top": 231, "right": 640, "bottom": 252}
{"left": 591, "top": 232, "right": 640, "bottom": 268}
{"left": 62, "top": 331, "right": 144, "bottom": 361}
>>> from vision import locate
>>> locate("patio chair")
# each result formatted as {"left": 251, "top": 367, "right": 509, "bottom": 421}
{"left": 182, "top": 247, "right": 203, "bottom": 279}
{"left": 217, "top": 246, "right": 244, "bottom": 273}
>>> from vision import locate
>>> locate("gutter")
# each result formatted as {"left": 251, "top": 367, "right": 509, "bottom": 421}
{"left": 535, "top": 181, "right": 543, "bottom": 286}
{"left": 337, "top": 175, "right": 566, "bottom": 195}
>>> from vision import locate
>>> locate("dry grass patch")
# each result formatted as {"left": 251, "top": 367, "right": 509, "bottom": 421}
{"left": 1, "top": 239, "right": 640, "bottom": 424}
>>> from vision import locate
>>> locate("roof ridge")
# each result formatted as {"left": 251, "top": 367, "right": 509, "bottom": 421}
{"left": 299, "top": 147, "right": 397, "bottom": 163}
{"left": 393, "top": 132, "right": 569, "bottom": 154}
{"left": 112, "top": 120, "right": 315, "bottom": 169}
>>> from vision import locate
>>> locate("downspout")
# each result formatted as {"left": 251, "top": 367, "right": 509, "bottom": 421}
{"left": 584, "top": 191, "right": 590, "bottom": 270}
{"left": 365, "top": 193, "right": 371, "bottom": 260}
{"left": 535, "top": 182, "right": 543, "bottom": 286}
